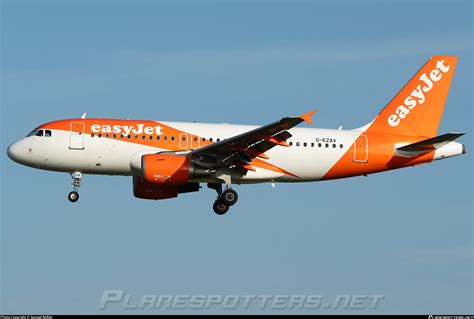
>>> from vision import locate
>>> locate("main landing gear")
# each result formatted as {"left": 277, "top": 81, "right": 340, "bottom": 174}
{"left": 208, "top": 183, "right": 239, "bottom": 215}
{"left": 68, "top": 172, "right": 82, "bottom": 203}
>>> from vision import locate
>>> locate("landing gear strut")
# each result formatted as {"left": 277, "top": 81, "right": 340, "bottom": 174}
{"left": 208, "top": 183, "right": 239, "bottom": 215}
{"left": 68, "top": 172, "right": 82, "bottom": 203}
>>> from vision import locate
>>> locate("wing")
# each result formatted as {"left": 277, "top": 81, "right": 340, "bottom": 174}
{"left": 188, "top": 110, "right": 316, "bottom": 173}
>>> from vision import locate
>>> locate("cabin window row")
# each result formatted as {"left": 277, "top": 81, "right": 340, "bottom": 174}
{"left": 91, "top": 133, "right": 177, "bottom": 140}
{"left": 88, "top": 133, "right": 342, "bottom": 149}
{"left": 289, "top": 141, "right": 344, "bottom": 149}
{"left": 90, "top": 133, "right": 222, "bottom": 142}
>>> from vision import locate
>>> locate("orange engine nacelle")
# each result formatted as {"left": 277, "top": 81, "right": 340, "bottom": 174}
{"left": 141, "top": 153, "right": 211, "bottom": 186}
{"left": 142, "top": 154, "right": 191, "bottom": 185}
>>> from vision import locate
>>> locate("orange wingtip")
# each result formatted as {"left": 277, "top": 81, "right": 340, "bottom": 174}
{"left": 300, "top": 109, "right": 317, "bottom": 124}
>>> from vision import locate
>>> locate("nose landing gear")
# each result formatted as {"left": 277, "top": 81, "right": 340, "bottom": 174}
{"left": 68, "top": 172, "right": 82, "bottom": 203}
{"left": 208, "top": 183, "right": 239, "bottom": 215}
{"left": 68, "top": 191, "right": 79, "bottom": 202}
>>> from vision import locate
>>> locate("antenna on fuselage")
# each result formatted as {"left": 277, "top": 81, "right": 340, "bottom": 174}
{"left": 81, "top": 112, "right": 87, "bottom": 119}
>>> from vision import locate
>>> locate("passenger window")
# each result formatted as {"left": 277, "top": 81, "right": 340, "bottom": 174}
{"left": 303, "top": 142, "right": 307, "bottom": 147}
{"left": 157, "top": 136, "right": 160, "bottom": 140}
{"left": 113, "top": 134, "right": 117, "bottom": 138}
{"left": 311, "top": 142, "right": 314, "bottom": 147}
{"left": 340, "top": 144, "right": 344, "bottom": 148}
{"left": 35, "top": 130, "right": 44, "bottom": 137}
{"left": 91, "top": 133, "right": 95, "bottom": 138}
{"left": 171, "top": 136, "right": 175, "bottom": 141}
{"left": 127, "top": 135, "right": 131, "bottom": 139}
{"left": 296, "top": 142, "right": 300, "bottom": 147}
{"left": 217, "top": 138, "right": 221, "bottom": 142}
{"left": 202, "top": 138, "right": 206, "bottom": 142}
{"left": 210, "top": 138, "right": 213, "bottom": 142}
{"left": 98, "top": 134, "right": 102, "bottom": 138}
{"left": 182, "top": 136, "right": 186, "bottom": 141}
{"left": 120, "top": 134, "right": 124, "bottom": 139}
{"left": 332, "top": 144, "right": 336, "bottom": 148}
{"left": 194, "top": 137, "right": 198, "bottom": 142}
{"left": 45, "top": 130, "right": 52, "bottom": 137}
{"left": 142, "top": 135, "right": 146, "bottom": 140}
{"left": 164, "top": 136, "right": 168, "bottom": 141}
{"left": 318, "top": 143, "right": 322, "bottom": 148}
{"left": 105, "top": 134, "right": 109, "bottom": 138}
{"left": 149, "top": 136, "right": 153, "bottom": 140}
{"left": 289, "top": 141, "right": 293, "bottom": 146}
{"left": 325, "top": 143, "right": 329, "bottom": 148}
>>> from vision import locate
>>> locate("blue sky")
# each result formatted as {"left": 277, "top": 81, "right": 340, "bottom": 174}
{"left": 1, "top": 0, "right": 472, "bottom": 314}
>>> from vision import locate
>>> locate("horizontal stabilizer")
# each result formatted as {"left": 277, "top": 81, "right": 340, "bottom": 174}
{"left": 395, "top": 132, "right": 464, "bottom": 157}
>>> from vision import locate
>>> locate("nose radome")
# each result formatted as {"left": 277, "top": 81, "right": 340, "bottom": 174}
{"left": 7, "top": 142, "right": 21, "bottom": 162}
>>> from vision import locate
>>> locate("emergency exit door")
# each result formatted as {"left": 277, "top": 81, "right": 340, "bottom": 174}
{"left": 353, "top": 134, "right": 368, "bottom": 163}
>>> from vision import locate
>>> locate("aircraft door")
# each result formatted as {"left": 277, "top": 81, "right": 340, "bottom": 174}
{"left": 69, "top": 122, "right": 85, "bottom": 150}
{"left": 353, "top": 133, "right": 368, "bottom": 163}
{"left": 179, "top": 133, "right": 189, "bottom": 149}
{"left": 191, "top": 135, "right": 200, "bottom": 149}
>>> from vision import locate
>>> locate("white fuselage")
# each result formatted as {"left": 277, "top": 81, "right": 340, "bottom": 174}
{"left": 8, "top": 121, "right": 358, "bottom": 183}
{"left": 7, "top": 119, "right": 464, "bottom": 186}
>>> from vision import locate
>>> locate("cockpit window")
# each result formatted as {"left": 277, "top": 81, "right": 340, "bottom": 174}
{"left": 28, "top": 129, "right": 52, "bottom": 137}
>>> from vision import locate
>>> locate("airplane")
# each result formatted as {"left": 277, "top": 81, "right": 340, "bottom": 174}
{"left": 6, "top": 56, "right": 466, "bottom": 215}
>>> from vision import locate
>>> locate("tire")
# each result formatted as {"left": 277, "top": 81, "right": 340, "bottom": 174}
{"left": 68, "top": 191, "right": 79, "bottom": 203}
{"left": 221, "top": 189, "right": 238, "bottom": 206}
{"left": 213, "top": 200, "right": 229, "bottom": 215}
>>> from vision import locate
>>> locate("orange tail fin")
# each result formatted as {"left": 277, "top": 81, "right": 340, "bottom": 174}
{"left": 366, "top": 56, "right": 458, "bottom": 137}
